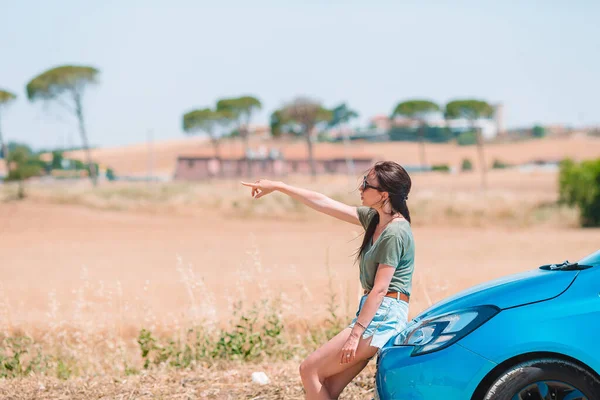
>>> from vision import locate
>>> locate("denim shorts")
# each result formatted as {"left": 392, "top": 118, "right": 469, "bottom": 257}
{"left": 348, "top": 294, "right": 409, "bottom": 350}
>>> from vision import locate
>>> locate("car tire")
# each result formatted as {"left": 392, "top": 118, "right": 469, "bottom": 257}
{"left": 483, "top": 358, "right": 600, "bottom": 400}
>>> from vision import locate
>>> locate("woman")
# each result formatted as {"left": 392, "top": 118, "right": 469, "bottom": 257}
{"left": 241, "top": 161, "right": 415, "bottom": 400}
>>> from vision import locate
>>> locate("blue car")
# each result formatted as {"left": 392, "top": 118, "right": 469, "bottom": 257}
{"left": 375, "top": 249, "right": 600, "bottom": 400}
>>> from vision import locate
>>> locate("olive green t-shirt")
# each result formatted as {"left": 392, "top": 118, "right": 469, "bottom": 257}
{"left": 356, "top": 206, "right": 415, "bottom": 296}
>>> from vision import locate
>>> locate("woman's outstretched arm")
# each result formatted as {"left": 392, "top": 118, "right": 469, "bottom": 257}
{"left": 241, "top": 179, "right": 361, "bottom": 225}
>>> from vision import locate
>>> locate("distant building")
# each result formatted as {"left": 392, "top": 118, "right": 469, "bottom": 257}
{"left": 444, "top": 118, "right": 499, "bottom": 139}
{"left": 174, "top": 145, "right": 376, "bottom": 180}
{"left": 370, "top": 114, "right": 393, "bottom": 131}
{"left": 544, "top": 124, "right": 571, "bottom": 137}
{"left": 247, "top": 124, "right": 272, "bottom": 140}
{"left": 583, "top": 125, "right": 600, "bottom": 137}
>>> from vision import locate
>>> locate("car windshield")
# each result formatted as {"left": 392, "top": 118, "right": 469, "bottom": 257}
{"left": 578, "top": 250, "right": 600, "bottom": 267}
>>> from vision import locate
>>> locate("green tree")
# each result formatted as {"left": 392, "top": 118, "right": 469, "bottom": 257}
{"left": 26, "top": 65, "right": 100, "bottom": 185}
{"left": 445, "top": 99, "right": 494, "bottom": 189}
{"left": 216, "top": 96, "right": 261, "bottom": 173}
{"left": 269, "top": 109, "right": 284, "bottom": 139}
{"left": 392, "top": 100, "right": 440, "bottom": 167}
{"left": 182, "top": 108, "right": 229, "bottom": 159}
{"left": 5, "top": 146, "right": 42, "bottom": 199}
{"left": 268, "top": 108, "right": 298, "bottom": 158}
{"left": 51, "top": 151, "right": 64, "bottom": 170}
{"left": 7, "top": 141, "right": 34, "bottom": 156}
{"left": 270, "top": 109, "right": 302, "bottom": 139}
{"left": 532, "top": 125, "right": 546, "bottom": 138}
{"left": 275, "top": 97, "right": 332, "bottom": 177}
{"left": 0, "top": 89, "right": 17, "bottom": 177}
{"left": 328, "top": 103, "right": 359, "bottom": 175}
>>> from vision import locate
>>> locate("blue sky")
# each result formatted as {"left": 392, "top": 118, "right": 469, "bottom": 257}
{"left": 1, "top": 0, "right": 598, "bottom": 149}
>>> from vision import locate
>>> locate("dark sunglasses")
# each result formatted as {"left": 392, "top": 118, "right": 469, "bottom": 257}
{"left": 361, "top": 176, "right": 381, "bottom": 191}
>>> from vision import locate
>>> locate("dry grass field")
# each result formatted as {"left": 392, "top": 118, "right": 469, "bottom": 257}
{"left": 1, "top": 154, "right": 599, "bottom": 398}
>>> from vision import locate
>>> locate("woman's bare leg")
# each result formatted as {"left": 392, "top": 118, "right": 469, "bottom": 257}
{"left": 299, "top": 328, "right": 378, "bottom": 399}
{"left": 323, "top": 359, "right": 370, "bottom": 399}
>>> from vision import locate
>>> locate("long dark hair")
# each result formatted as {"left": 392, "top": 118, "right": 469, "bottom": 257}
{"left": 356, "top": 161, "right": 412, "bottom": 262}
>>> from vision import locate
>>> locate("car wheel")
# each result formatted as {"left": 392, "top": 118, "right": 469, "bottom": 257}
{"left": 483, "top": 358, "right": 600, "bottom": 400}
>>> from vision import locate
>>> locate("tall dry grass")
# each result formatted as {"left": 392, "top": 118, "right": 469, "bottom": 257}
{"left": 0, "top": 244, "right": 381, "bottom": 398}
{"left": 0, "top": 238, "right": 360, "bottom": 377}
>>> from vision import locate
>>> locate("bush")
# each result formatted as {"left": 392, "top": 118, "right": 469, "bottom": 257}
{"left": 0, "top": 336, "right": 49, "bottom": 378}
{"left": 492, "top": 159, "right": 511, "bottom": 169}
{"left": 4, "top": 146, "right": 43, "bottom": 198}
{"left": 559, "top": 158, "right": 600, "bottom": 227}
{"left": 456, "top": 130, "right": 477, "bottom": 146}
{"left": 137, "top": 300, "right": 290, "bottom": 368}
{"left": 461, "top": 158, "right": 473, "bottom": 171}
{"left": 72, "top": 159, "right": 86, "bottom": 170}
{"left": 431, "top": 164, "right": 450, "bottom": 172}
{"left": 317, "top": 131, "right": 333, "bottom": 142}
{"left": 106, "top": 168, "right": 116, "bottom": 181}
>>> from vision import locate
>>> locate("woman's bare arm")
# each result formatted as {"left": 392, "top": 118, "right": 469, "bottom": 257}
{"left": 350, "top": 264, "right": 395, "bottom": 337}
{"left": 241, "top": 180, "right": 361, "bottom": 226}
{"left": 341, "top": 264, "right": 395, "bottom": 364}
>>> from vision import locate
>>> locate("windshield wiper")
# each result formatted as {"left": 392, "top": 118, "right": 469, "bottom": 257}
{"left": 540, "top": 260, "right": 593, "bottom": 271}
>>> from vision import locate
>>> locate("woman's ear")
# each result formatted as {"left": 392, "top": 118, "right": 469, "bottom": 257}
{"left": 379, "top": 193, "right": 389, "bottom": 207}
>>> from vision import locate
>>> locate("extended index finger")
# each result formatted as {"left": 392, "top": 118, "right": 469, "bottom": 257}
{"left": 240, "top": 181, "right": 257, "bottom": 187}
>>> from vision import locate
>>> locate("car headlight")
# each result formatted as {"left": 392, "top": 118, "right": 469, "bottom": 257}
{"left": 394, "top": 305, "right": 499, "bottom": 356}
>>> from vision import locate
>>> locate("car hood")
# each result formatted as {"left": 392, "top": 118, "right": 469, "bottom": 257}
{"left": 416, "top": 268, "right": 579, "bottom": 320}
